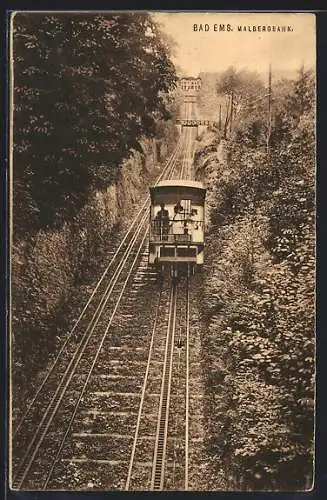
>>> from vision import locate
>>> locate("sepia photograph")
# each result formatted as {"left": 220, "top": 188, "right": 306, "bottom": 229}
{"left": 9, "top": 11, "right": 316, "bottom": 491}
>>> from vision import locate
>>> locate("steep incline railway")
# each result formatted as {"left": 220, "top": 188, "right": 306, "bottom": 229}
{"left": 12, "top": 98, "right": 204, "bottom": 491}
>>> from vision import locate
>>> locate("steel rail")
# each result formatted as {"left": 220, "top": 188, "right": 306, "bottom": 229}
{"left": 167, "top": 137, "right": 184, "bottom": 181}
{"left": 188, "top": 127, "right": 196, "bottom": 180}
{"left": 15, "top": 131, "right": 187, "bottom": 486}
{"left": 150, "top": 284, "right": 174, "bottom": 490}
{"left": 151, "top": 282, "right": 178, "bottom": 490}
{"left": 125, "top": 127, "right": 194, "bottom": 490}
{"left": 13, "top": 208, "right": 150, "bottom": 489}
{"left": 42, "top": 229, "right": 150, "bottom": 489}
{"left": 179, "top": 125, "right": 188, "bottom": 179}
{"left": 13, "top": 109, "right": 186, "bottom": 489}
{"left": 171, "top": 339, "right": 182, "bottom": 489}
{"left": 187, "top": 125, "right": 193, "bottom": 179}
{"left": 183, "top": 126, "right": 192, "bottom": 180}
{"left": 13, "top": 137, "right": 183, "bottom": 439}
{"left": 124, "top": 286, "right": 164, "bottom": 491}
{"left": 185, "top": 276, "right": 190, "bottom": 491}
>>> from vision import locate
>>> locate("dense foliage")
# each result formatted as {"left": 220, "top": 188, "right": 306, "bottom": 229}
{"left": 201, "top": 67, "right": 315, "bottom": 490}
{"left": 13, "top": 13, "right": 177, "bottom": 233}
{"left": 197, "top": 72, "right": 223, "bottom": 121}
{"left": 215, "top": 66, "right": 265, "bottom": 138}
{"left": 11, "top": 13, "right": 178, "bottom": 401}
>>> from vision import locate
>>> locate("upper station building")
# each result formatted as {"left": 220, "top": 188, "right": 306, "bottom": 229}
{"left": 179, "top": 77, "right": 202, "bottom": 91}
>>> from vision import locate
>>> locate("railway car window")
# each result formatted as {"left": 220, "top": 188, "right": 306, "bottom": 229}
{"left": 181, "top": 199, "right": 191, "bottom": 216}
{"left": 176, "top": 247, "right": 197, "bottom": 258}
{"left": 161, "top": 247, "right": 175, "bottom": 257}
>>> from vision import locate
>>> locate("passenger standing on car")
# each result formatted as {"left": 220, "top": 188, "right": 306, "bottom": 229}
{"left": 156, "top": 203, "right": 170, "bottom": 240}
{"left": 173, "top": 200, "right": 184, "bottom": 218}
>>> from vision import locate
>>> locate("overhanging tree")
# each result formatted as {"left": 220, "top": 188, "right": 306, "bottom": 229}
{"left": 13, "top": 12, "right": 177, "bottom": 234}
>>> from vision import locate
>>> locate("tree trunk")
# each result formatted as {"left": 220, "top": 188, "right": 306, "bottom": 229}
{"left": 223, "top": 95, "right": 231, "bottom": 138}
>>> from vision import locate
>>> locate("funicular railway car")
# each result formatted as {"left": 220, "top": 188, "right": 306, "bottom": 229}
{"left": 149, "top": 180, "right": 206, "bottom": 278}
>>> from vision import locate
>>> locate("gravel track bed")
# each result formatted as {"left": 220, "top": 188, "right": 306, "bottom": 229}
{"left": 73, "top": 411, "right": 138, "bottom": 434}
{"left": 12, "top": 393, "right": 86, "bottom": 466}
{"left": 137, "top": 395, "right": 161, "bottom": 414}
{"left": 166, "top": 435, "right": 186, "bottom": 461}
{"left": 132, "top": 437, "right": 156, "bottom": 462}
{"left": 60, "top": 435, "right": 134, "bottom": 460}
{"left": 141, "top": 375, "right": 162, "bottom": 394}
{"left": 86, "top": 375, "right": 143, "bottom": 393}
{"left": 137, "top": 416, "right": 158, "bottom": 435}
{"left": 122, "top": 464, "right": 153, "bottom": 491}
{"left": 78, "top": 393, "right": 143, "bottom": 412}
{"left": 189, "top": 416, "right": 205, "bottom": 438}
{"left": 15, "top": 267, "right": 213, "bottom": 491}
{"left": 91, "top": 360, "right": 148, "bottom": 376}
{"left": 15, "top": 272, "right": 162, "bottom": 489}
{"left": 164, "top": 466, "right": 185, "bottom": 490}
{"left": 148, "top": 346, "right": 167, "bottom": 363}
{"left": 188, "top": 376, "right": 204, "bottom": 393}
{"left": 93, "top": 347, "right": 148, "bottom": 364}
{"left": 48, "top": 460, "right": 129, "bottom": 490}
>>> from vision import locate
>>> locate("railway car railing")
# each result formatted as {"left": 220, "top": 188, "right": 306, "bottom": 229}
{"left": 150, "top": 233, "right": 192, "bottom": 244}
{"left": 149, "top": 220, "right": 204, "bottom": 244}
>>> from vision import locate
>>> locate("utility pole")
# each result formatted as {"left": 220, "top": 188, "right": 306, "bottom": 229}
{"left": 229, "top": 89, "right": 234, "bottom": 133}
{"left": 223, "top": 95, "right": 230, "bottom": 139}
{"left": 218, "top": 103, "right": 222, "bottom": 131}
{"left": 266, "top": 63, "right": 272, "bottom": 156}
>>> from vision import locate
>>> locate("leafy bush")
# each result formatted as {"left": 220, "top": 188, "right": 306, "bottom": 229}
{"left": 199, "top": 67, "right": 315, "bottom": 490}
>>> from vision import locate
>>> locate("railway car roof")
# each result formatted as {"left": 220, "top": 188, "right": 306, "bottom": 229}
{"left": 153, "top": 180, "right": 205, "bottom": 190}
{"left": 150, "top": 180, "right": 206, "bottom": 204}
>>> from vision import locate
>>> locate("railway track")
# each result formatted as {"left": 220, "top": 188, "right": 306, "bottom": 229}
{"left": 180, "top": 126, "right": 197, "bottom": 180}
{"left": 13, "top": 130, "right": 187, "bottom": 424}
{"left": 124, "top": 277, "right": 191, "bottom": 491}
{"left": 13, "top": 228, "right": 151, "bottom": 489}
{"left": 151, "top": 282, "right": 178, "bottom": 490}
{"left": 12, "top": 100, "right": 201, "bottom": 491}
{"left": 11, "top": 132, "right": 184, "bottom": 487}
{"left": 180, "top": 101, "right": 197, "bottom": 180}
{"left": 12, "top": 135, "right": 184, "bottom": 436}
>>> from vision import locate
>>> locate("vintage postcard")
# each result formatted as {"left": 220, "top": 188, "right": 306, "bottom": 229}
{"left": 8, "top": 11, "right": 315, "bottom": 491}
